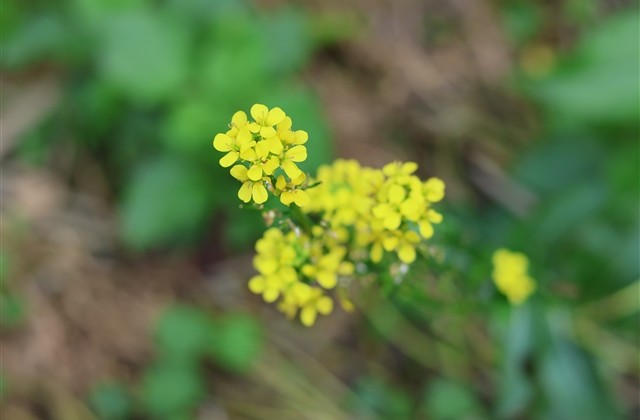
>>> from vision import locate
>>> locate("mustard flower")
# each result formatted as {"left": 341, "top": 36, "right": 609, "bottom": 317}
{"left": 212, "top": 104, "right": 310, "bottom": 206}
{"left": 492, "top": 249, "right": 536, "bottom": 305}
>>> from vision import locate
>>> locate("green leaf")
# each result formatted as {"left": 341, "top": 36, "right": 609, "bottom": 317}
{"left": 501, "top": 1, "right": 542, "bottom": 46}
{"left": 98, "top": 10, "right": 190, "bottom": 102}
{"left": 350, "top": 377, "right": 413, "bottom": 420}
{"left": 119, "top": 156, "right": 215, "bottom": 250}
{"left": 0, "top": 294, "right": 25, "bottom": 328}
{"left": 207, "top": 313, "right": 262, "bottom": 373}
{"left": 89, "top": 382, "right": 132, "bottom": 420}
{"left": 261, "top": 9, "right": 311, "bottom": 76}
{"left": 224, "top": 208, "right": 266, "bottom": 251}
{"left": 422, "top": 379, "right": 483, "bottom": 419}
{"left": 539, "top": 309, "right": 618, "bottom": 419}
{"left": 155, "top": 305, "right": 213, "bottom": 359}
{"left": 496, "top": 304, "right": 535, "bottom": 418}
{"left": 0, "top": 251, "right": 9, "bottom": 289}
{"left": 141, "top": 362, "right": 204, "bottom": 418}
{"left": 1, "top": 14, "right": 70, "bottom": 68}
{"left": 526, "top": 10, "right": 640, "bottom": 126}
{"left": 162, "top": 99, "right": 225, "bottom": 155}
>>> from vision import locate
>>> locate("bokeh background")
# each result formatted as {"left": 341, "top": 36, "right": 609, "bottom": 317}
{"left": 1, "top": 0, "right": 638, "bottom": 419}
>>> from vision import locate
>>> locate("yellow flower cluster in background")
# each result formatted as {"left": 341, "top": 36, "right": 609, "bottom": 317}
{"left": 305, "top": 160, "right": 445, "bottom": 264}
{"left": 492, "top": 249, "right": 536, "bottom": 305}
{"left": 248, "top": 227, "right": 354, "bottom": 326}
{"left": 247, "top": 159, "right": 445, "bottom": 326}
{"left": 213, "top": 104, "right": 309, "bottom": 206}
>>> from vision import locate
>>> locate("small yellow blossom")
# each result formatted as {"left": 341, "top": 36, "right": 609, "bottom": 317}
{"left": 212, "top": 104, "right": 309, "bottom": 206}
{"left": 492, "top": 249, "right": 536, "bottom": 305}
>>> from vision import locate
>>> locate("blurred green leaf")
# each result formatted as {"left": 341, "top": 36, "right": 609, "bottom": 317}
{"left": 496, "top": 304, "right": 535, "bottom": 418}
{"left": 98, "top": 10, "right": 190, "bottom": 102}
{"left": 1, "top": 13, "right": 70, "bottom": 68}
{"left": 309, "top": 12, "right": 362, "bottom": 46}
{"left": 501, "top": 1, "right": 542, "bottom": 46}
{"left": 262, "top": 9, "right": 311, "bottom": 75}
{"left": 0, "top": 251, "right": 8, "bottom": 289}
{"left": 89, "top": 382, "right": 132, "bottom": 420}
{"left": 207, "top": 313, "right": 262, "bottom": 373}
{"left": 527, "top": 10, "right": 640, "bottom": 126}
{"left": 351, "top": 377, "right": 413, "bottom": 420}
{"left": 540, "top": 310, "right": 618, "bottom": 419}
{"left": 141, "top": 362, "right": 204, "bottom": 418}
{"left": 162, "top": 99, "right": 221, "bottom": 155}
{"left": 119, "top": 156, "right": 216, "bottom": 250}
{"left": 0, "top": 294, "right": 25, "bottom": 328}
{"left": 421, "top": 379, "right": 483, "bottom": 420}
{"left": 224, "top": 208, "right": 266, "bottom": 251}
{"left": 155, "top": 305, "right": 213, "bottom": 359}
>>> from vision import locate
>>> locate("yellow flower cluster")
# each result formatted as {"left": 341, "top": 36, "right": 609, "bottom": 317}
{"left": 492, "top": 249, "right": 536, "bottom": 305}
{"left": 305, "top": 160, "right": 445, "bottom": 264}
{"left": 212, "top": 104, "right": 309, "bottom": 206}
{"left": 248, "top": 227, "right": 354, "bottom": 326}
{"left": 248, "top": 159, "right": 445, "bottom": 326}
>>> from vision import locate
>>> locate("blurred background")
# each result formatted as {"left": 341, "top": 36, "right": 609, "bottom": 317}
{"left": 1, "top": 0, "right": 638, "bottom": 419}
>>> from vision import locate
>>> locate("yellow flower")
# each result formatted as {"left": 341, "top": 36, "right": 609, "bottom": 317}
{"left": 212, "top": 131, "right": 255, "bottom": 168}
{"left": 248, "top": 104, "right": 286, "bottom": 137}
{"left": 492, "top": 249, "right": 536, "bottom": 305}
{"left": 230, "top": 165, "right": 269, "bottom": 204}
{"left": 213, "top": 105, "right": 310, "bottom": 206}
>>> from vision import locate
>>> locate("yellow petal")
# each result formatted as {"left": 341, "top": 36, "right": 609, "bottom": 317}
{"left": 282, "top": 160, "right": 302, "bottom": 179}
{"left": 278, "top": 116, "right": 292, "bottom": 131}
{"left": 250, "top": 103, "right": 268, "bottom": 123}
{"left": 316, "top": 296, "right": 333, "bottom": 315}
{"left": 293, "top": 190, "right": 310, "bottom": 207}
{"left": 372, "top": 203, "right": 393, "bottom": 218}
{"left": 398, "top": 244, "right": 416, "bottom": 263}
{"left": 291, "top": 172, "right": 306, "bottom": 186}
{"left": 260, "top": 126, "right": 277, "bottom": 138}
{"left": 293, "top": 130, "right": 308, "bottom": 144}
{"left": 248, "top": 122, "right": 261, "bottom": 133}
{"left": 280, "top": 191, "right": 294, "bottom": 205}
{"left": 266, "top": 136, "right": 283, "bottom": 154}
{"left": 255, "top": 140, "right": 270, "bottom": 158}
{"left": 247, "top": 165, "right": 263, "bottom": 181}
{"left": 388, "top": 184, "right": 406, "bottom": 204}
{"left": 231, "top": 110, "right": 247, "bottom": 127}
{"left": 266, "top": 107, "right": 286, "bottom": 126}
{"left": 239, "top": 148, "right": 256, "bottom": 161}
{"left": 300, "top": 306, "right": 317, "bottom": 327}
{"left": 382, "top": 235, "right": 399, "bottom": 251}
{"left": 238, "top": 182, "right": 252, "bottom": 202}
{"left": 230, "top": 165, "right": 248, "bottom": 181}
{"left": 427, "top": 209, "right": 443, "bottom": 223}
{"left": 383, "top": 212, "right": 402, "bottom": 230}
{"left": 402, "top": 162, "right": 418, "bottom": 174}
{"left": 424, "top": 178, "right": 445, "bottom": 202}
{"left": 370, "top": 243, "right": 383, "bottom": 263}
{"left": 286, "top": 145, "right": 307, "bottom": 162}
{"left": 248, "top": 276, "right": 265, "bottom": 293}
{"left": 317, "top": 271, "right": 337, "bottom": 289}
{"left": 263, "top": 289, "right": 279, "bottom": 303}
{"left": 252, "top": 183, "right": 268, "bottom": 204}
{"left": 213, "top": 133, "right": 233, "bottom": 152}
{"left": 220, "top": 151, "right": 239, "bottom": 167}
{"left": 236, "top": 127, "right": 252, "bottom": 145}
{"left": 276, "top": 175, "right": 287, "bottom": 190}
{"left": 261, "top": 156, "right": 279, "bottom": 175}
{"left": 419, "top": 221, "right": 434, "bottom": 238}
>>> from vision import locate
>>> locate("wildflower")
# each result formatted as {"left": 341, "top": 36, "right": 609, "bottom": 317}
{"left": 492, "top": 249, "right": 536, "bottom": 305}
{"left": 212, "top": 104, "right": 310, "bottom": 206}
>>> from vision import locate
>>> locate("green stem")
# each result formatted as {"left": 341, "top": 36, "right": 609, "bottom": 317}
{"left": 289, "top": 203, "right": 313, "bottom": 234}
